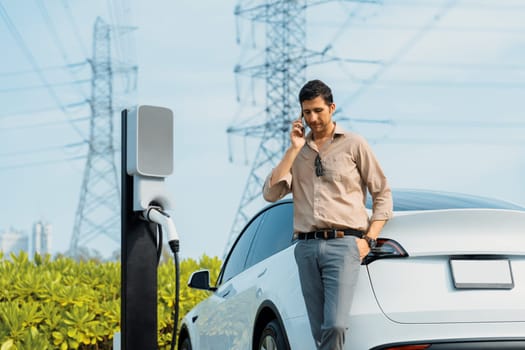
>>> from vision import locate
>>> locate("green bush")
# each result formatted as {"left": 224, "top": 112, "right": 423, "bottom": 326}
{"left": 0, "top": 251, "right": 221, "bottom": 349}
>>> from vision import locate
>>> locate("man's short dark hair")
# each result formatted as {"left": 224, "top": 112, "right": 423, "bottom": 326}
{"left": 298, "top": 79, "right": 333, "bottom": 105}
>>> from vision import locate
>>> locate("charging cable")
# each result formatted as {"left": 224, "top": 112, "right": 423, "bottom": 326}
{"left": 143, "top": 206, "right": 180, "bottom": 350}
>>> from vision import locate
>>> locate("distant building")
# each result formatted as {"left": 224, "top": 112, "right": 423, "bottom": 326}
{"left": 0, "top": 221, "right": 52, "bottom": 257}
{"left": 0, "top": 228, "right": 28, "bottom": 255}
{"left": 32, "top": 221, "right": 52, "bottom": 256}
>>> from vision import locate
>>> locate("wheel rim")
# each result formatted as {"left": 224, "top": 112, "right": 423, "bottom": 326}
{"left": 260, "top": 334, "right": 278, "bottom": 350}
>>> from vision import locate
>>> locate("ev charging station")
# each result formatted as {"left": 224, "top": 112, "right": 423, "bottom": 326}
{"left": 119, "top": 105, "right": 179, "bottom": 349}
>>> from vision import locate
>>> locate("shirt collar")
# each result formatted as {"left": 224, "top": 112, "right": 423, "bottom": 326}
{"left": 332, "top": 122, "right": 346, "bottom": 137}
{"left": 306, "top": 122, "right": 346, "bottom": 143}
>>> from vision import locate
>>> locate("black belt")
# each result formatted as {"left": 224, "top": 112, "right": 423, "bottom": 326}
{"left": 297, "top": 228, "right": 365, "bottom": 240}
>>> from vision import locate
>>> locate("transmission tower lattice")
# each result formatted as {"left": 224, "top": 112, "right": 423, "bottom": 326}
{"left": 70, "top": 17, "right": 120, "bottom": 256}
{"left": 225, "top": 1, "right": 308, "bottom": 254}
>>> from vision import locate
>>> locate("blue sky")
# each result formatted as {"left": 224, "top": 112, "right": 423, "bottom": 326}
{"left": 1, "top": 0, "right": 524, "bottom": 260}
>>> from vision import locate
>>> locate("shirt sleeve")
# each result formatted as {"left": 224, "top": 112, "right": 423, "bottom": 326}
{"left": 355, "top": 137, "right": 393, "bottom": 221}
{"left": 262, "top": 170, "right": 292, "bottom": 202}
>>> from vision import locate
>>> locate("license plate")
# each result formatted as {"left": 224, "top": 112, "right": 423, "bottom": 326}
{"left": 450, "top": 259, "right": 514, "bottom": 289}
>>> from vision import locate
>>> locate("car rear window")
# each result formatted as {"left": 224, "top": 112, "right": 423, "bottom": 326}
{"left": 366, "top": 190, "right": 524, "bottom": 211}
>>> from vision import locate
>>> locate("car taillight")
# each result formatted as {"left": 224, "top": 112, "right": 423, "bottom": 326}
{"left": 362, "top": 238, "right": 408, "bottom": 265}
{"left": 382, "top": 346, "right": 430, "bottom": 350}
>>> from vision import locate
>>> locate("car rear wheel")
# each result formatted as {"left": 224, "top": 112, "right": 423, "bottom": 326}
{"left": 257, "top": 319, "right": 288, "bottom": 350}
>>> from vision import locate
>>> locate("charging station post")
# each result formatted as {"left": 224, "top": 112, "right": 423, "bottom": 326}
{"left": 120, "top": 105, "right": 174, "bottom": 349}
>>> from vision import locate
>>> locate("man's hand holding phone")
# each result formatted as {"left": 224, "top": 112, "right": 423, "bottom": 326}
{"left": 290, "top": 115, "right": 306, "bottom": 149}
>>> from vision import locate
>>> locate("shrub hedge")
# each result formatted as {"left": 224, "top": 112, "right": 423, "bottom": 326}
{"left": 0, "top": 251, "right": 221, "bottom": 350}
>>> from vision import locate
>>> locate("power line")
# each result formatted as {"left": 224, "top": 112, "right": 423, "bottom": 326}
{"left": 35, "top": 0, "right": 70, "bottom": 62}
{"left": 0, "top": 100, "right": 88, "bottom": 119}
{"left": 0, "top": 79, "right": 90, "bottom": 93}
{"left": 365, "top": 79, "right": 525, "bottom": 89}
{"left": 60, "top": 0, "right": 89, "bottom": 58}
{"left": 0, "top": 62, "right": 88, "bottom": 78}
{"left": 308, "top": 0, "right": 380, "bottom": 6}
{"left": 0, "top": 3, "right": 87, "bottom": 140}
{"left": 309, "top": 18, "right": 525, "bottom": 33}
{"left": 107, "top": 0, "right": 125, "bottom": 63}
{"left": 0, "top": 155, "right": 86, "bottom": 171}
{"left": 322, "top": 1, "right": 365, "bottom": 51}
{"left": 0, "top": 141, "right": 86, "bottom": 157}
{"left": 338, "top": 116, "right": 525, "bottom": 128}
{"left": 339, "top": 0, "right": 460, "bottom": 107}
{"left": 391, "top": 60, "right": 525, "bottom": 71}
{"left": 314, "top": 22, "right": 525, "bottom": 34}
{"left": 0, "top": 116, "right": 90, "bottom": 132}
{"left": 35, "top": 0, "right": 90, "bottom": 101}
{"left": 0, "top": 4, "right": 73, "bottom": 111}
{"left": 369, "top": 137, "right": 525, "bottom": 146}
{"left": 386, "top": 0, "right": 525, "bottom": 11}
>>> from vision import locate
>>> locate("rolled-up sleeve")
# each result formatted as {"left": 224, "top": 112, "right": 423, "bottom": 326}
{"left": 263, "top": 170, "right": 292, "bottom": 202}
{"left": 355, "top": 138, "right": 393, "bottom": 222}
{"left": 370, "top": 187, "right": 393, "bottom": 221}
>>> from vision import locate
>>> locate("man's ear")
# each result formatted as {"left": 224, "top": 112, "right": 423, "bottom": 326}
{"left": 330, "top": 103, "right": 336, "bottom": 114}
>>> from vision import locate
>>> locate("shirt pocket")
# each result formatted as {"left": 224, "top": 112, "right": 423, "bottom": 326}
{"left": 321, "top": 154, "right": 360, "bottom": 189}
{"left": 320, "top": 156, "right": 344, "bottom": 182}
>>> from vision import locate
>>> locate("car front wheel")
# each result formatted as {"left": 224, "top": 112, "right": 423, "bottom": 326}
{"left": 257, "top": 319, "right": 288, "bottom": 350}
{"left": 179, "top": 336, "right": 192, "bottom": 350}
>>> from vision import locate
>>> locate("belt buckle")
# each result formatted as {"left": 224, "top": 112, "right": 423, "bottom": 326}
{"left": 323, "top": 230, "right": 335, "bottom": 239}
{"left": 313, "top": 230, "right": 326, "bottom": 240}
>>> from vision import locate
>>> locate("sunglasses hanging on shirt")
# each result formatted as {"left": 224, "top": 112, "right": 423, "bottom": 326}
{"left": 315, "top": 154, "right": 324, "bottom": 177}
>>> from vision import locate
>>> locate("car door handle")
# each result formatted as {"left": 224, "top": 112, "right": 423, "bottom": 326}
{"left": 219, "top": 286, "right": 233, "bottom": 298}
{"left": 257, "top": 268, "right": 267, "bottom": 278}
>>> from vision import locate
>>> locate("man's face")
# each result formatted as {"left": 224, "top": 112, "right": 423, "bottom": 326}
{"left": 301, "top": 96, "right": 335, "bottom": 135}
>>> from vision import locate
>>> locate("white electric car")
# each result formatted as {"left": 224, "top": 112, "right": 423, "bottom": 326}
{"left": 178, "top": 189, "right": 525, "bottom": 350}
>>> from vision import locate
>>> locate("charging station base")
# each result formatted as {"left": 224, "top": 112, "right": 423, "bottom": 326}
{"left": 113, "top": 332, "right": 120, "bottom": 349}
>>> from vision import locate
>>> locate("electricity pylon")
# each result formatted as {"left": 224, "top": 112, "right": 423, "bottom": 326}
{"left": 70, "top": 17, "right": 120, "bottom": 257}
{"left": 225, "top": 1, "right": 308, "bottom": 255}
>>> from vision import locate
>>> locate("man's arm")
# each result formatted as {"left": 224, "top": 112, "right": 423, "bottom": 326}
{"left": 354, "top": 136, "right": 393, "bottom": 222}
{"left": 354, "top": 136, "right": 393, "bottom": 259}
{"left": 263, "top": 117, "right": 306, "bottom": 202}
{"left": 366, "top": 219, "right": 386, "bottom": 241}
{"left": 270, "top": 116, "right": 306, "bottom": 186}
{"left": 263, "top": 142, "right": 302, "bottom": 202}
{"left": 356, "top": 219, "right": 386, "bottom": 260}
{"left": 268, "top": 145, "right": 301, "bottom": 187}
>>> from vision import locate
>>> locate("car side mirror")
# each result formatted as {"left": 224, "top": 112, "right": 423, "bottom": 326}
{"left": 188, "top": 270, "right": 217, "bottom": 291}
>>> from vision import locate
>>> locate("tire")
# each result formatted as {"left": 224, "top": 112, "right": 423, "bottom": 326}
{"left": 179, "top": 336, "right": 192, "bottom": 350}
{"left": 257, "top": 319, "right": 289, "bottom": 350}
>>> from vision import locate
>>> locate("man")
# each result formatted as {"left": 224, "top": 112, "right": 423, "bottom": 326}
{"left": 263, "top": 79, "right": 393, "bottom": 350}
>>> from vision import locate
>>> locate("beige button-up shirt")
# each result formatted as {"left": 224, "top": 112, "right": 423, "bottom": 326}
{"left": 263, "top": 124, "right": 393, "bottom": 233}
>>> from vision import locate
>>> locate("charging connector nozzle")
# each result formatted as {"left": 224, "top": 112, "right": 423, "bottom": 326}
{"left": 143, "top": 206, "right": 180, "bottom": 253}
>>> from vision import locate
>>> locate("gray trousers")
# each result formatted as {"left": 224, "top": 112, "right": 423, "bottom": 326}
{"left": 294, "top": 237, "right": 361, "bottom": 350}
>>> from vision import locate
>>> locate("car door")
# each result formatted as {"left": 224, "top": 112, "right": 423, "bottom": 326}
{"left": 194, "top": 212, "right": 264, "bottom": 349}
{"left": 243, "top": 202, "right": 313, "bottom": 348}
{"left": 212, "top": 202, "right": 297, "bottom": 349}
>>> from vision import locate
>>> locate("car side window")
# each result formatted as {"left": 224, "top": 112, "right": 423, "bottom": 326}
{"left": 221, "top": 213, "right": 264, "bottom": 283}
{"left": 245, "top": 202, "right": 294, "bottom": 269}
